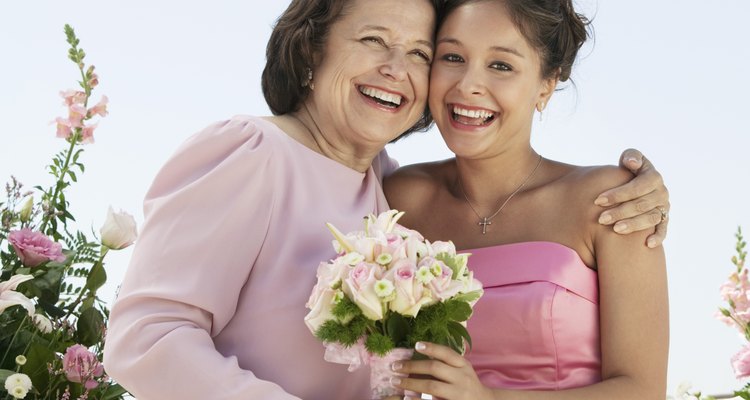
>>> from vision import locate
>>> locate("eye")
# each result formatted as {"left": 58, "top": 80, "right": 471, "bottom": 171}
{"left": 490, "top": 62, "right": 513, "bottom": 72}
{"left": 410, "top": 49, "right": 432, "bottom": 63}
{"left": 361, "top": 36, "right": 387, "bottom": 47}
{"left": 441, "top": 53, "right": 464, "bottom": 63}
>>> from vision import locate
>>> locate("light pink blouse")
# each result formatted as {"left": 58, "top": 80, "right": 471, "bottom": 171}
{"left": 465, "top": 241, "right": 602, "bottom": 390}
{"left": 104, "top": 116, "right": 397, "bottom": 400}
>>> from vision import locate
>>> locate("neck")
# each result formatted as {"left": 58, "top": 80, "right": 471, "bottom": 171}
{"left": 292, "top": 102, "right": 385, "bottom": 173}
{"left": 455, "top": 148, "right": 543, "bottom": 211}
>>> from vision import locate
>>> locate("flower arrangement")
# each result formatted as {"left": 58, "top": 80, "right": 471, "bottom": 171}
{"left": 304, "top": 210, "right": 483, "bottom": 398}
{"left": 0, "top": 25, "right": 134, "bottom": 399}
{"left": 668, "top": 227, "right": 749, "bottom": 400}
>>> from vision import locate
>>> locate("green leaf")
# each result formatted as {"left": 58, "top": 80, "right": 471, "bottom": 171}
{"left": 38, "top": 299, "right": 66, "bottom": 318}
{"left": 385, "top": 313, "right": 410, "bottom": 347}
{"left": 22, "top": 343, "right": 56, "bottom": 391}
{"left": 101, "top": 383, "right": 130, "bottom": 400}
{"left": 446, "top": 321, "right": 472, "bottom": 353}
{"left": 445, "top": 300, "right": 473, "bottom": 322}
{"left": 76, "top": 307, "right": 104, "bottom": 346}
{"left": 68, "top": 169, "right": 78, "bottom": 182}
{"left": 451, "top": 290, "right": 483, "bottom": 304}
{"left": 85, "top": 261, "right": 106, "bottom": 293}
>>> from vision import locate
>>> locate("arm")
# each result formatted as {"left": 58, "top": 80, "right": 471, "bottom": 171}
{"left": 103, "top": 119, "right": 302, "bottom": 400}
{"left": 597, "top": 148, "right": 670, "bottom": 248}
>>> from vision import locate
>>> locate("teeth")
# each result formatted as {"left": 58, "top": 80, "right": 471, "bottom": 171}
{"left": 360, "top": 86, "right": 402, "bottom": 106}
{"left": 453, "top": 106, "right": 494, "bottom": 119}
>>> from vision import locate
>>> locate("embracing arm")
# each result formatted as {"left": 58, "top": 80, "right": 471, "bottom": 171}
{"left": 598, "top": 148, "right": 670, "bottom": 248}
{"left": 103, "top": 119, "right": 302, "bottom": 400}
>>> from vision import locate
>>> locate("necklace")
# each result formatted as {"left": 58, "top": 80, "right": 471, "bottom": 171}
{"left": 457, "top": 155, "right": 543, "bottom": 234}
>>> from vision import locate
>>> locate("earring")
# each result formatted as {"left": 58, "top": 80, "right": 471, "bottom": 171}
{"left": 302, "top": 68, "right": 314, "bottom": 90}
{"left": 536, "top": 101, "right": 546, "bottom": 122}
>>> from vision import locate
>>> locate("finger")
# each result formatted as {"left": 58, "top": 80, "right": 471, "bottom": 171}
{"left": 396, "top": 359, "right": 456, "bottom": 383}
{"left": 414, "top": 342, "right": 467, "bottom": 369}
{"left": 619, "top": 148, "right": 644, "bottom": 171}
{"left": 394, "top": 376, "right": 453, "bottom": 400}
{"left": 595, "top": 167, "right": 663, "bottom": 207}
{"left": 647, "top": 217, "right": 668, "bottom": 248}
{"left": 612, "top": 208, "right": 665, "bottom": 235}
{"left": 598, "top": 191, "right": 665, "bottom": 225}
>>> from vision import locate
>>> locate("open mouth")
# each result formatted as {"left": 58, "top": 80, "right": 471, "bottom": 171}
{"left": 450, "top": 104, "right": 496, "bottom": 126}
{"left": 358, "top": 86, "right": 404, "bottom": 109}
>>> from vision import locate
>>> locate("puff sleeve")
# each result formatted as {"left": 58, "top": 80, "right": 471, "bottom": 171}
{"left": 103, "top": 117, "right": 301, "bottom": 399}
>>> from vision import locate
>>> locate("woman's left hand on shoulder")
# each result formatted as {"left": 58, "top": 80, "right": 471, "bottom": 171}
{"left": 595, "top": 148, "right": 670, "bottom": 248}
{"left": 393, "top": 342, "right": 493, "bottom": 400}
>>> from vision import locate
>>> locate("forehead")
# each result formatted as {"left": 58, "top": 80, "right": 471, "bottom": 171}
{"left": 335, "top": 0, "right": 436, "bottom": 41}
{"left": 438, "top": 1, "right": 528, "bottom": 50}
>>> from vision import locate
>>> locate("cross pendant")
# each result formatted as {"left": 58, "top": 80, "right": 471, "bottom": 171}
{"left": 478, "top": 217, "right": 492, "bottom": 234}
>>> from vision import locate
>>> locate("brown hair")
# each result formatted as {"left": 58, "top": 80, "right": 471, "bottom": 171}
{"left": 439, "top": 0, "right": 589, "bottom": 81}
{"left": 261, "top": 0, "right": 443, "bottom": 138}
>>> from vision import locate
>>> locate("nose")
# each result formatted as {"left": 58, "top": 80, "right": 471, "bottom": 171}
{"left": 378, "top": 50, "right": 408, "bottom": 81}
{"left": 455, "top": 67, "right": 486, "bottom": 96}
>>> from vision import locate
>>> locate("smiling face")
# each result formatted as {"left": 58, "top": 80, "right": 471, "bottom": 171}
{"left": 307, "top": 0, "right": 436, "bottom": 147}
{"left": 429, "top": 0, "right": 556, "bottom": 158}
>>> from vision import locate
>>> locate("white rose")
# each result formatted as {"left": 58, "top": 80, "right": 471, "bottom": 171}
{"left": 100, "top": 206, "right": 138, "bottom": 250}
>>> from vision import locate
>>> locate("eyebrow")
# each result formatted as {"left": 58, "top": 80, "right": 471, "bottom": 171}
{"left": 437, "top": 37, "right": 524, "bottom": 58}
{"left": 360, "top": 25, "right": 434, "bottom": 49}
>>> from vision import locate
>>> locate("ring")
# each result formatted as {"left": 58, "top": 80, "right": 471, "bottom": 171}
{"left": 657, "top": 207, "right": 668, "bottom": 223}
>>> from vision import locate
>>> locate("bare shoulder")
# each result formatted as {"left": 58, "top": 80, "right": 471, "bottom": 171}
{"left": 564, "top": 164, "right": 634, "bottom": 201}
{"left": 384, "top": 159, "right": 453, "bottom": 220}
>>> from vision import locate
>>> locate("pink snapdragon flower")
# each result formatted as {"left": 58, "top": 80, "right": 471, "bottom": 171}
{"left": 88, "top": 95, "right": 108, "bottom": 118}
{"left": 60, "top": 89, "right": 86, "bottom": 106}
{"left": 8, "top": 228, "right": 65, "bottom": 267}
{"left": 67, "top": 104, "right": 87, "bottom": 128}
{"left": 81, "top": 123, "right": 97, "bottom": 144}
{"left": 63, "top": 344, "right": 104, "bottom": 389}
{"left": 55, "top": 117, "right": 74, "bottom": 140}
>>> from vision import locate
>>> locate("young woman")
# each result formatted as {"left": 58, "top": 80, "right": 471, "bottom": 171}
{"left": 386, "top": 1, "right": 668, "bottom": 399}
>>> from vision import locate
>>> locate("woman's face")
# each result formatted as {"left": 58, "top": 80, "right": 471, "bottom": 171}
{"left": 429, "top": 1, "right": 556, "bottom": 159}
{"left": 309, "top": 0, "right": 435, "bottom": 147}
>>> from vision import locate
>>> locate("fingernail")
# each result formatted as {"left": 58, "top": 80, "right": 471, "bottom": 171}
{"left": 594, "top": 196, "right": 609, "bottom": 206}
{"left": 415, "top": 342, "right": 426, "bottom": 351}
{"left": 390, "top": 377, "right": 401, "bottom": 385}
{"left": 647, "top": 238, "right": 657, "bottom": 248}
{"left": 626, "top": 157, "right": 638, "bottom": 164}
{"left": 614, "top": 222, "right": 627, "bottom": 233}
{"left": 598, "top": 213, "right": 612, "bottom": 224}
{"left": 391, "top": 361, "right": 403, "bottom": 371}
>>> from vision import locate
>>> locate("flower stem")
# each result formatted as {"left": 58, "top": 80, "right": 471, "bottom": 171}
{"left": 40, "top": 135, "right": 78, "bottom": 237}
{"left": 0, "top": 314, "right": 28, "bottom": 367}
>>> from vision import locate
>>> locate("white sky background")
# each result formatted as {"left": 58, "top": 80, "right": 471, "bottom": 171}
{"left": 1, "top": 0, "right": 748, "bottom": 396}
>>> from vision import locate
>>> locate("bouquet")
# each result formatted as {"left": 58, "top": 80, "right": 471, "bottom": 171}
{"left": 0, "top": 25, "right": 134, "bottom": 400}
{"left": 304, "top": 210, "right": 483, "bottom": 399}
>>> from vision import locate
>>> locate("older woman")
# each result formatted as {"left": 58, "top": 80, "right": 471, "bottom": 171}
{"left": 103, "top": 0, "right": 669, "bottom": 399}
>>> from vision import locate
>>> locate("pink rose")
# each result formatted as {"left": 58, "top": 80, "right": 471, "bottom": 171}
{"left": 8, "top": 228, "right": 65, "bottom": 267}
{"left": 343, "top": 263, "right": 384, "bottom": 321}
{"left": 304, "top": 286, "right": 339, "bottom": 334}
{"left": 387, "top": 260, "right": 434, "bottom": 317}
{"left": 63, "top": 344, "right": 104, "bottom": 389}
{"left": 732, "top": 344, "right": 750, "bottom": 379}
{"left": 423, "top": 259, "right": 463, "bottom": 301}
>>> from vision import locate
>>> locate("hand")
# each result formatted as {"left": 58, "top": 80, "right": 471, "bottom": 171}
{"left": 595, "top": 148, "right": 670, "bottom": 248}
{"left": 392, "top": 342, "right": 493, "bottom": 400}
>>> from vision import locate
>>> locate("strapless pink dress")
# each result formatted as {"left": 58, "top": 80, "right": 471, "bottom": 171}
{"left": 464, "top": 241, "right": 602, "bottom": 390}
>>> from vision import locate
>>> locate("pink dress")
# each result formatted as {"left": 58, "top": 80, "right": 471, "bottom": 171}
{"left": 465, "top": 241, "right": 602, "bottom": 390}
{"left": 104, "top": 116, "right": 397, "bottom": 400}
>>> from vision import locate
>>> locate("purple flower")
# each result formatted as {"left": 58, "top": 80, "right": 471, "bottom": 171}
{"left": 63, "top": 344, "right": 104, "bottom": 389}
{"left": 8, "top": 228, "right": 65, "bottom": 267}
